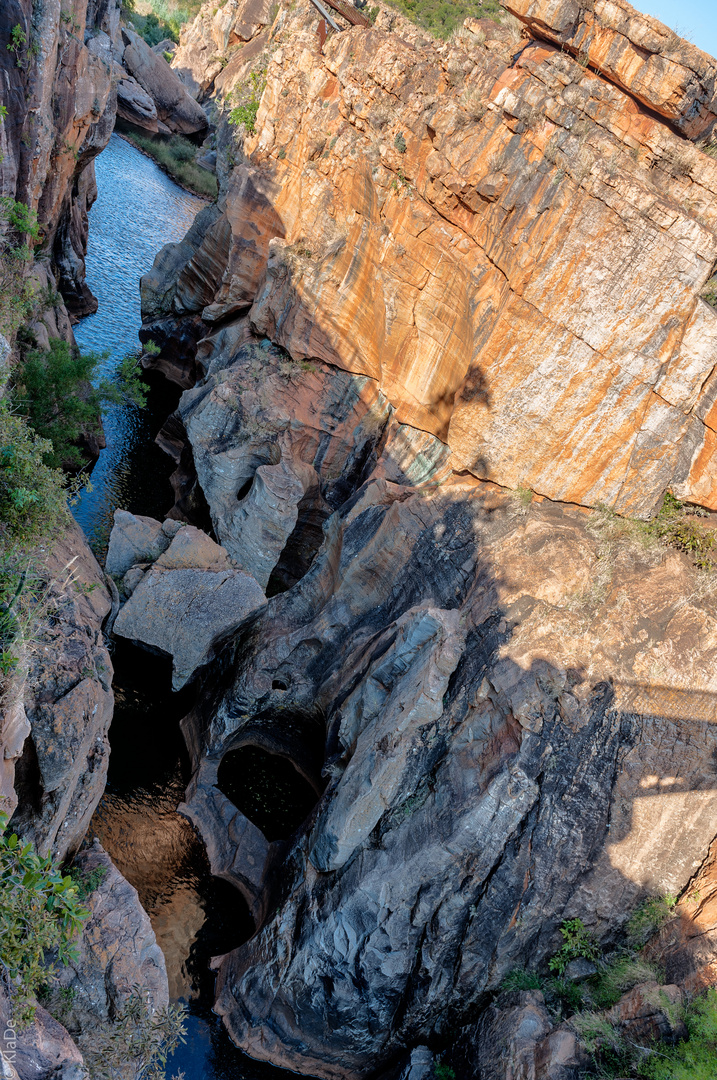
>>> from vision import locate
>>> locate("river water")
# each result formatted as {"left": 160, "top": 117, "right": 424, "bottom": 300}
{"left": 72, "top": 135, "right": 298, "bottom": 1080}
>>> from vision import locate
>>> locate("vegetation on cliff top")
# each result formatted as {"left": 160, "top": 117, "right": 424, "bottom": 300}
{"left": 122, "top": 0, "right": 202, "bottom": 44}
{"left": 384, "top": 0, "right": 508, "bottom": 38}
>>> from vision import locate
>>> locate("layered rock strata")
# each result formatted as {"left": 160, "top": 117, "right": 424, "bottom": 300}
{"left": 144, "top": 0, "right": 717, "bottom": 517}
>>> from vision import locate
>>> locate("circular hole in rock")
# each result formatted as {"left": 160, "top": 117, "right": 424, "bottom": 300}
{"left": 217, "top": 745, "right": 318, "bottom": 842}
{"left": 236, "top": 477, "right": 253, "bottom": 502}
{"left": 271, "top": 678, "right": 289, "bottom": 691}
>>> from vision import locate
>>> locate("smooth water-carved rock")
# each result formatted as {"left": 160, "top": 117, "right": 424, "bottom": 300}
{"left": 200, "top": 477, "right": 717, "bottom": 1077}
{"left": 121, "top": 27, "right": 209, "bottom": 135}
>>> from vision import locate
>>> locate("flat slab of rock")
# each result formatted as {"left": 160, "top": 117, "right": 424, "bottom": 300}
{"left": 113, "top": 523, "right": 265, "bottom": 688}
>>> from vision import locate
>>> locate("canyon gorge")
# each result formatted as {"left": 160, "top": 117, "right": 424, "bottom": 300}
{"left": 2, "top": 0, "right": 717, "bottom": 1077}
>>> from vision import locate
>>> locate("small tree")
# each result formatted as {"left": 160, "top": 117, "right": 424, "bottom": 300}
{"left": 0, "top": 813, "right": 89, "bottom": 1027}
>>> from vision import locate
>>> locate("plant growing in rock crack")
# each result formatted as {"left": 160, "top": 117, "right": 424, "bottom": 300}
{"left": 228, "top": 68, "right": 267, "bottom": 136}
{"left": 626, "top": 894, "right": 677, "bottom": 947}
{"left": 548, "top": 918, "right": 599, "bottom": 976}
{"left": 0, "top": 812, "right": 89, "bottom": 1027}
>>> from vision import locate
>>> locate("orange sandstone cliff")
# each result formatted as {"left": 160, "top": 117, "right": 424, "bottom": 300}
{"left": 146, "top": 0, "right": 717, "bottom": 518}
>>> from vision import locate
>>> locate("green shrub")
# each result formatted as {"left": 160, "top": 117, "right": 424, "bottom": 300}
{"left": 0, "top": 407, "right": 68, "bottom": 546}
{"left": 645, "top": 988, "right": 717, "bottom": 1080}
{"left": 548, "top": 918, "right": 599, "bottom": 976}
{"left": 501, "top": 968, "right": 542, "bottom": 991}
{"left": 0, "top": 198, "right": 40, "bottom": 339}
{"left": 394, "top": 131, "right": 407, "bottom": 153}
{"left": 627, "top": 894, "right": 678, "bottom": 947}
{"left": 79, "top": 989, "right": 187, "bottom": 1080}
{"left": 384, "top": 0, "right": 504, "bottom": 39}
{"left": 67, "top": 863, "right": 108, "bottom": 901}
{"left": 228, "top": 69, "right": 267, "bottom": 136}
{"left": 14, "top": 338, "right": 146, "bottom": 470}
{"left": 0, "top": 812, "right": 89, "bottom": 1027}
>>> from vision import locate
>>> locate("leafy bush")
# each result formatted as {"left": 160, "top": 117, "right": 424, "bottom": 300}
{"left": 0, "top": 198, "right": 40, "bottom": 339}
{"left": 548, "top": 918, "right": 599, "bottom": 976}
{"left": 645, "top": 988, "right": 717, "bottom": 1080}
{"left": 14, "top": 338, "right": 147, "bottom": 470}
{"left": 0, "top": 812, "right": 89, "bottom": 1027}
{"left": 0, "top": 408, "right": 68, "bottom": 546}
{"left": 79, "top": 989, "right": 187, "bottom": 1080}
{"left": 67, "top": 863, "right": 108, "bottom": 900}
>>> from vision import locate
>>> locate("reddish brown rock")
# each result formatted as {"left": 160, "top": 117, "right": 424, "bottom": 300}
{"left": 172, "top": 0, "right": 276, "bottom": 99}
{"left": 504, "top": 0, "right": 717, "bottom": 137}
{"left": 145, "top": 3, "right": 717, "bottom": 516}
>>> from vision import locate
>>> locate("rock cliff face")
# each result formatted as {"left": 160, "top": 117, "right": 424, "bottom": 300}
{"left": 0, "top": 0, "right": 120, "bottom": 316}
{"left": 145, "top": 0, "right": 717, "bottom": 518}
{"left": 10, "top": 521, "right": 114, "bottom": 863}
{"left": 132, "top": 0, "right": 717, "bottom": 1073}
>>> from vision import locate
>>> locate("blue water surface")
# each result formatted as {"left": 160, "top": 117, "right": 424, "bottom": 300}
{"left": 72, "top": 134, "right": 202, "bottom": 555}
{"left": 74, "top": 135, "right": 309, "bottom": 1080}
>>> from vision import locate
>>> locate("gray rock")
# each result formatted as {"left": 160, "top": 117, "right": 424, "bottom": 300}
{"left": 55, "top": 843, "right": 168, "bottom": 1029}
{"left": 122, "top": 566, "right": 145, "bottom": 597}
{"left": 116, "top": 72, "right": 159, "bottom": 132}
{"left": 121, "top": 27, "right": 208, "bottom": 135}
{"left": 161, "top": 517, "right": 184, "bottom": 538}
{"left": 105, "top": 510, "right": 170, "bottom": 578}
{"left": 114, "top": 558, "right": 265, "bottom": 689}
{"left": 0, "top": 983, "right": 85, "bottom": 1080}
{"left": 564, "top": 958, "right": 598, "bottom": 982}
{"left": 13, "top": 521, "right": 113, "bottom": 862}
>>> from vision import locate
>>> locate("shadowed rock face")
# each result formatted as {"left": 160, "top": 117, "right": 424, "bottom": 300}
{"left": 179, "top": 471, "right": 717, "bottom": 1078}
{"left": 11, "top": 522, "right": 114, "bottom": 863}
{"left": 0, "top": 0, "right": 120, "bottom": 317}
{"left": 128, "top": 1, "right": 717, "bottom": 1074}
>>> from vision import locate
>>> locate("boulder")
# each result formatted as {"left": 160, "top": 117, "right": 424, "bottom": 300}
{"left": 105, "top": 509, "right": 172, "bottom": 579}
{"left": 0, "top": 984, "right": 84, "bottom": 1080}
{"left": 116, "top": 72, "right": 159, "bottom": 133}
{"left": 113, "top": 524, "right": 266, "bottom": 688}
{"left": 121, "top": 27, "right": 208, "bottom": 135}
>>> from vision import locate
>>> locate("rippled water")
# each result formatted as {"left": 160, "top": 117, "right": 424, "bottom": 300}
{"left": 76, "top": 137, "right": 307, "bottom": 1078}
{"left": 72, "top": 134, "right": 202, "bottom": 556}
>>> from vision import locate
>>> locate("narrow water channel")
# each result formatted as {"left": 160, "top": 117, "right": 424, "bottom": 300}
{"left": 73, "top": 135, "right": 300, "bottom": 1079}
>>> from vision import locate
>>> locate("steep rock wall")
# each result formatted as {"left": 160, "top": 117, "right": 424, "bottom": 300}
{"left": 144, "top": 0, "right": 717, "bottom": 517}
{"left": 0, "top": 0, "right": 120, "bottom": 316}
